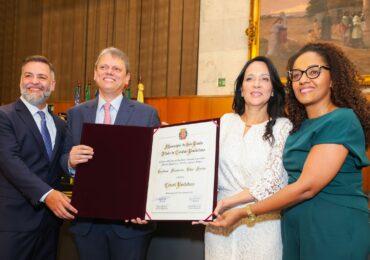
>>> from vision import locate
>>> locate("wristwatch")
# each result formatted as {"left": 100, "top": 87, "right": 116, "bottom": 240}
{"left": 245, "top": 204, "right": 257, "bottom": 222}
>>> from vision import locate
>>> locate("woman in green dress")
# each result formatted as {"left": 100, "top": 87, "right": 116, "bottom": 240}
{"left": 203, "top": 42, "right": 370, "bottom": 259}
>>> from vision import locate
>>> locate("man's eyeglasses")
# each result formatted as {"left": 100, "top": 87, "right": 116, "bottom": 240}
{"left": 288, "top": 65, "right": 330, "bottom": 82}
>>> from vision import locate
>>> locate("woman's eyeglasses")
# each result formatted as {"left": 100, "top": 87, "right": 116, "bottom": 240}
{"left": 288, "top": 65, "right": 330, "bottom": 82}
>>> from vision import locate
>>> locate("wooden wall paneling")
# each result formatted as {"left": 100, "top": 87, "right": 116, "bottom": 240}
{"left": 187, "top": 96, "right": 233, "bottom": 121}
{"left": 17, "top": 0, "right": 43, "bottom": 65}
{"left": 166, "top": 0, "right": 183, "bottom": 96}
{"left": 67, "top": 1, "right": 84, "bottom": 102}
{"left": 0, "top": 0, "right": 199, "bottom": 103}
{"left": 84, "top": 0, "right": 98, "bottom": 88}
{"left": 145, "top": 98, "right": 168, "bottom": 123}
{"left": 43, "top": 0, "right": 64, "bottom": 72}
{"left": 138, "top": 0, "right": 156, "bottom": 98}
{"left": 180, "top": 0, "right": 199, "bottom": 96}
{"left": 42, "top": 0, "right": 72, "bottom": 102}
{"left": 188, "top": 96, "right": 212, "bottom": 121}
{"left": 113, "top": 0, "right": 130, "bottom": 90}
{"left": 128, "top": 0, "right": 143, "bottom": 95}
{"left": 115, "top": 0, "right": 141, "bottom": 92}
{"left": 55, "top": 0, "right": 73, "bottom": 102}
{"left": 209, "top": 96, "right": 234, "bottom": 118}
{"left": 41, "top": 0, "right": 89, "bottom": 102}
{"left": 113, "top": 0, "right": 129, "bottom": 58}
{"left": 84, "top": 0, "right": 114, "bottom": 86}
{"left": 166, "top": 97, "right": 190, "bottom": 123}
{"left": 70, "top": 0, "right": 88, "bottom": 102}
{"left": 95, "top": 0, "right": 115, "bottom": 48}
{"left": 150, "top": 0, "right": 169, "bottom": 97}
{"left": 53, "top": 101, "right": 74, "bottom": 114}
{"left": 0, "top": 0, "right": 17, "bottom": 103}
{"left": 0, "top": 0, "right": 43, "bottom": 103}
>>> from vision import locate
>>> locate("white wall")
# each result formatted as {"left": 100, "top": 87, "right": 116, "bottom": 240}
{"left": 197, "top": 0, "right": 249, "bottom": 95}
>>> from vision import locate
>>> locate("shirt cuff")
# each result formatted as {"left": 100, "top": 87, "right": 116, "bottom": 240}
{"left": 68, "top": 160, "right": 76, "bottom": 177}
{"left": 68, "top": 165, "right": 76, "bottom": 177}
{"left": 40, "top": 189, "right": 53, "bottom": 202}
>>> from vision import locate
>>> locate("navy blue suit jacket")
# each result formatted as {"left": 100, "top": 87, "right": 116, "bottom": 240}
{"left": 0, "top": 99, "right": 66, "bottom": 232}
{"left": 61, "top": 96, "right": 160, "bottom": 238}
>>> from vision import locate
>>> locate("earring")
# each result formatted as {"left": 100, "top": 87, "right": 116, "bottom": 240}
{"left": 271, "top": 91, "right": 274, "bottom": 97}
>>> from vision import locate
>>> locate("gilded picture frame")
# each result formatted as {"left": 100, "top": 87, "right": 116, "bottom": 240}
{"left": 246, "top": 0, "right": 370, "bottom": 86}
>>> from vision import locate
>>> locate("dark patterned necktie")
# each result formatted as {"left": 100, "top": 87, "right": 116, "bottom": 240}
{"left": 37, "top": 111, "right": 52, "bottom": 160}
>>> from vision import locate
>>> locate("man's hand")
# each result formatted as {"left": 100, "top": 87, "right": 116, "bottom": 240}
{"left": 45, "top": 190, "right": 78, "bottom": 220}
{"left": 130, "top": 217, "right": 148, "bottom": 224}
{"left": 68, "top": 145, "right": 94, "bottom": 168}
{"left": 123, "top": 218, "right": 148, "bottom": 224}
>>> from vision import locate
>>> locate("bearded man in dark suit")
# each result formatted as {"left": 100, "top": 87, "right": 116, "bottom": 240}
{"left": 0, "top": 55, "right": 77, "bottom": 260}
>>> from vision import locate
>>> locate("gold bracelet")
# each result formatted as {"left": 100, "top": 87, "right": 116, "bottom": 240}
{"left": 245, "top": 204, "right": 257, "bottom": 222}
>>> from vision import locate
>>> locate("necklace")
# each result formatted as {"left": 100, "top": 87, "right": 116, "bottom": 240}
{"left": 240, "top": 116, "right": 269, "bottom": 128}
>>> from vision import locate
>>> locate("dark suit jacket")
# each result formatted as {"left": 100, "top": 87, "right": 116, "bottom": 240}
{"left": 61, "top": 96, "right": 160, "bottom": 238}
{"left": 0, "top": 99, "right": 66, "bottom": 232}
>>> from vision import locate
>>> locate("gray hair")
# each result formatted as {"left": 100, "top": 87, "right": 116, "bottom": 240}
{"left": 95, "top": 47, "right": 130, "bottom": 73}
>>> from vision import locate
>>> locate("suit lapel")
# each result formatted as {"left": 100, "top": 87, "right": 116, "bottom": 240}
{"left": 15, "top": 99, "right": 48, "bottom": 159}
{"left": 114, "top": 96, "right": 135, "bottom": 125}
{"left": 50, "top": 114, "right": 64, "bottom": 162}
{"left": 84, "top": 99, "right": 99, "bottom": 123}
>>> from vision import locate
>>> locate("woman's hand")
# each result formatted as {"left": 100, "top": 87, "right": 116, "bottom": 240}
{"left": 192, "top": 207, "right": 246, "bottom": 227}
{"left": 208, "top": 207, "right": 246, "bottom": 228}
{"left": 192, "top": 198, "right": 231, "bottom": 226}
{"left": 213, "top": 199, "right": 230, "bottom": 216}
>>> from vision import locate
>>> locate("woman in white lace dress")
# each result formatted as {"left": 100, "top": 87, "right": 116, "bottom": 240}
{"left": 203, "top": 56, "right": 292, "bottom": 260}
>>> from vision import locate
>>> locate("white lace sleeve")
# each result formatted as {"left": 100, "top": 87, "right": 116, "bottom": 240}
{"left": 249, "top": 118, "right": 292, "bottom": 201}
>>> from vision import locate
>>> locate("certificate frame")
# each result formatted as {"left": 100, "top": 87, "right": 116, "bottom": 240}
{"left": 71, "top": 119, "right": 219, "bottom": 221}
{"left": 145, "top": 119, "right": 219, "bottom": 221}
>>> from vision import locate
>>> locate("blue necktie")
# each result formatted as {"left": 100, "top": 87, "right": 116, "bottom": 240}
{"left": 37, "top": 111, "right": 53, "bottom": 160}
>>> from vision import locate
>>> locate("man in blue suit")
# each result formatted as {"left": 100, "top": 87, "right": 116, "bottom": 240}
{"left": 0, "top": 55, "right": 77, "bottom": 260}
{"left": 61, "top": 47, "right": 160, "bottom": 260}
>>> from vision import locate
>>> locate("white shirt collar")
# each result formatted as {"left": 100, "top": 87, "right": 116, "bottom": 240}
{"left": 20, "top": 96, "right": 49, "bottom": 115}
{"left": 97, "top": 94, "right": 123, "bottom": 111}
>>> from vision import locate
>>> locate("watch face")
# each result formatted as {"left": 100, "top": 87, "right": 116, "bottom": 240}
{"left": 249, "top": 215, "right": 257, "bottom": 222}
{"left": 245, "top": 205, "right": 257, "bottom": 222}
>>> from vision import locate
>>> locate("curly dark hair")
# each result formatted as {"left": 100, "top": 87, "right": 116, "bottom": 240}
{"left": 232, "top": 56, "right": 286, "bottom": 144}
{"left": 286, "top": 42, "right": 370, "bottom": 146}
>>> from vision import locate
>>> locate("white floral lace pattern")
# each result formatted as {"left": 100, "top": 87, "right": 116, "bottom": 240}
{"left": 249, "top": 119, "right": 292, "bottom": 200}
{"left": 205, "top": 113, "right": 292, "bottom": 260}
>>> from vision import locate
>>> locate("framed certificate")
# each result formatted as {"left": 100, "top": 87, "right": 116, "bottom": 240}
{"left": 71, "top": 119, "right": 219, "bottom": 221}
